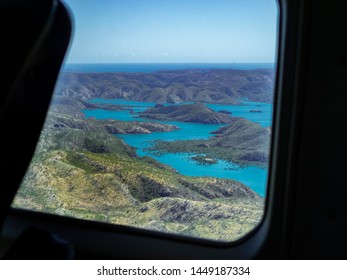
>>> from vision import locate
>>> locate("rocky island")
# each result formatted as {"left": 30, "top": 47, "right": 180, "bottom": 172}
{"left": 139, "top": 103, "right": 237, "bottom": 124}
{"left": 150, "top": 118, "right": 270, "bottom": 166}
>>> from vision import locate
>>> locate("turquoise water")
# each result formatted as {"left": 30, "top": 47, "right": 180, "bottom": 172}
{"left": 85, "top": 98, "right": 272, "bottom": 127}
{"left": 117, "top": 136, "right": 267, "bottom": 196}
{"left": 83, "top": 99, "right": 270, "bottom": 197}
{"left": 206, "top": 102, "right": 272, "bottom": 127}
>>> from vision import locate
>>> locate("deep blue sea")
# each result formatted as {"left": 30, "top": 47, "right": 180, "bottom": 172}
{"left": 63, "top": 63, "right": 274, "bottom": 73}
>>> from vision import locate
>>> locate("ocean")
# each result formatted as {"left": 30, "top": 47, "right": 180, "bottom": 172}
{"left": 62, "top": 63, "right": 275, "bottom": 73}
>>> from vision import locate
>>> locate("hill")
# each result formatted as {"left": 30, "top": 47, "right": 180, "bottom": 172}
{"left": 139, "top": 103, "right": 236, "bottom": 124}
{"left": 50, "top": 96, "right": 124, "bottom": 117}
{"left": 55, "top": 69, "right": 274, "bottom": 104}
{"left": 150, "top": 118, "right": 271, "bottom": 166}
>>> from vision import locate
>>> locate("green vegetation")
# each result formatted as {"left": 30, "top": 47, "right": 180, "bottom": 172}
{"left": 15, "top": 145, "right": 263, "bottom": 241}
{"left": 140, "top": 103, "right": 236, "bottom": 124}
{"left": 14, "top": 102, "right": 264, "bottom": 241}
{"left": 55, "top": 69, "right": 274, "bottom": 104}
{"left": 13, "top": 69, "right": 270, "bottom": 241}
{"left": 191, "top": 155, "right": 218, "bottom": 165}
{"left": 149, "top": 118, "right": 271, "bottom": 166}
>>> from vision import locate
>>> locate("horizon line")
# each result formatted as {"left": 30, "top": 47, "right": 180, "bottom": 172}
{"left": 64, "top": 62, "right": 275, "bottom": 65}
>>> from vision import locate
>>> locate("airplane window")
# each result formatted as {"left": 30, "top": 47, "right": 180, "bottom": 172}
{"left": 12, "top": 0, "right": 278, "bottom": 242}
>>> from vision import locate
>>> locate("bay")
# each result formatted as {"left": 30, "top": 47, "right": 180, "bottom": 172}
{"left": 83, "top": 99, "right": 270, "bottom": 197}
{"left": 85, "top": 98, "right": 272, "bottom": 127}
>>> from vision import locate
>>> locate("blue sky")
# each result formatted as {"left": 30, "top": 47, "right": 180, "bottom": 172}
{"left": 63, "top": 0, "right": 278, "bottom": 63}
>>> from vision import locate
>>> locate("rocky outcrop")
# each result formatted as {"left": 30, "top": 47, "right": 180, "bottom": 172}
{"left": 54, "top": 69, "right": 274, "bottom": 104}
{"left": 47, "top": 112, "right": 178, "bottom": 135}
{"left": 101, "top": 120, "right": 179, "bottom": 134}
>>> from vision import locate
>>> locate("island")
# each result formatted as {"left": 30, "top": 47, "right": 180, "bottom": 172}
{"left": 139, "top": 103, "right": 236, "bottom": 124}
{"left": 149, "top": 118, "right": 270, "bottom": 167}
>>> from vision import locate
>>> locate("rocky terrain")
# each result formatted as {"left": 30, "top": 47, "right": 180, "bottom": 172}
{"left": 14, "top": 106, "right": 264, "bottom": 241}
{"left": 50, "top": 96, "right": 123, "bottom": 117}
{"left": 13, "top": 69, "right": 269, "bottom": 241}
{"left": 55, "top": 69, "right": 274, "bottom": 104}
{"left": 150, "top": 118, "right": 271, "bottom": 166}
{"left": 49, "top": 112, "right": 178, "bottom": 135}
{"left": 139, "top": 103, "right": 236, "bottom": 124}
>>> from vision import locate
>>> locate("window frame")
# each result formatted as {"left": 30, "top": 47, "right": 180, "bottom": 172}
{"left": 0, "top": 0, "right": 310, "bottom": 259}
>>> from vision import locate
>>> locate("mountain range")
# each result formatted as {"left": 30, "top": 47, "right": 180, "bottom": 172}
{"left": 55, "top": 69, "right": 274, "bottom": 104}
